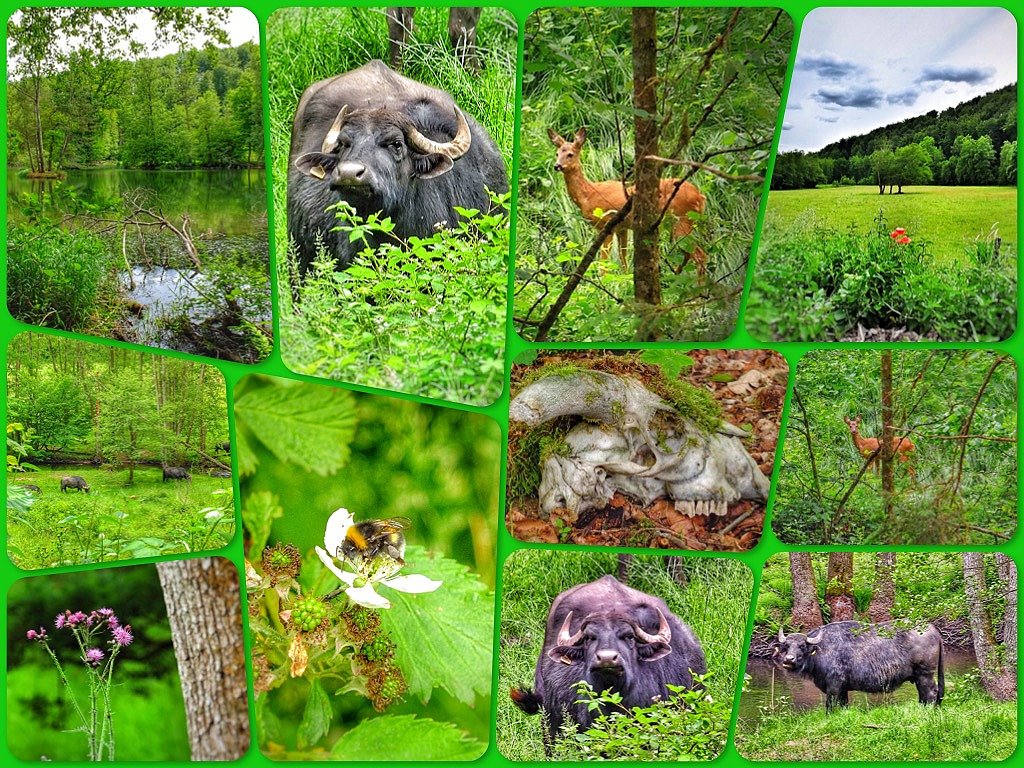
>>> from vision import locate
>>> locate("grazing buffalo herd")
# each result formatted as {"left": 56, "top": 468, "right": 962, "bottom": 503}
{"left": 17, "top": 465, "right": 230, "bottom": 495}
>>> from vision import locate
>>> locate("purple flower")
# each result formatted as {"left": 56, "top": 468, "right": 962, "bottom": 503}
{"left": 67, "top": 611, "right": 87, "bottom": 626}
{"left": 111, "top": 626, "right": 133, "bottom": 647}
{"left": 55, "top": 613, "right": 66, "bottom": 630}
{"left": 83, "top": 648, "right": 105, "bottom": 667}
{"left": 26, "top": 627, "right": 48, "bottom": 642}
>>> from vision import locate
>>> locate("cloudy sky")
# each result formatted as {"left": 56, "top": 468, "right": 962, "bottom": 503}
{"left": 781, "top": 7, "right": 1017, "bottom": 152}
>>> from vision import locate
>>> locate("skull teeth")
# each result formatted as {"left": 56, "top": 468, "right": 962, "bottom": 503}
{"left": 672, "top": 499, "right": 729, "bottom": 517}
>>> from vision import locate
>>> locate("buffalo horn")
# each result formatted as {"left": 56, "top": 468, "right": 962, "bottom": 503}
{"left": 555, "top": 611, "right": 583, "bottom": 646}
{"left": 406, "top": 106, "right": 472, "bottom": 159}
{"left": 635, "top": 608, "right": 672, "bottom": 645}
{"left": 322, "top": 105, "right": 350, "bottom": 153}
{"left": 806, "top": 631, "right": 823, "bottom": 646}
{"left": 777, "top": 626, "right": 786, "bottom": 642}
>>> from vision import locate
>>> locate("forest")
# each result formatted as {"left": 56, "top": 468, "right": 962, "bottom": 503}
{"left": 772, "top": 85, "right": 1017, "bottom": 190}
{"left": 738, "top": 552, "right": 1017, "bottom": 761}
{"left": 6, "top": 8, "right": 271, "bottom": 363}
{"left": 236, "top": 375, "right": 500, "bottom": 760}
{"left": 513, "top": 7, "right": 791, "bottom": 342}
{"left": 6, "top": 333, "right": 234, "bottom": 569}
{"left": 771, "top": 350, "right": 1016, "bottom": 546}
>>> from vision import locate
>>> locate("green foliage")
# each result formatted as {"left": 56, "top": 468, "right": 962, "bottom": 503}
{"left": 328, "top": 715, "right": 485, "bottom": 760}
{"left": 768, "top": 350, "right": 1015, "bottom": 545}
{"left": 7, "top": 222, "right": 110, "bottom": 330}
{"left": 748, "top": 205, "right": 1016, "bottom": 342}
{"left": 279, "top": 198, "right": 509, "bottom": 406}
{"left": 515, "top": 7, "right": 792, "bottom": 342}
{"left": 550, "top": 678, "right": 729, "bottom": 761}
{"left": 498, "top": 551, "right": 750, "bottom": 761}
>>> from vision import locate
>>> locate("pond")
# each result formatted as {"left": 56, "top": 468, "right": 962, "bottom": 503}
{"left": 7, "top": 167, "right": 267, "bottom": 236}
{"left": 739, "top": 649, "right": 978, "bottom": 720}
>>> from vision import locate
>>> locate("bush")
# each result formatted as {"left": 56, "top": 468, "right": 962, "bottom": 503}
{"left": 7, "top": 223, "right": 109, "bottom": 330}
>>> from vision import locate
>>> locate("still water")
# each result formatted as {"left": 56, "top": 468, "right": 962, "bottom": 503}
{"left": 7, "top": 167, "right": 267, "bottom": 236}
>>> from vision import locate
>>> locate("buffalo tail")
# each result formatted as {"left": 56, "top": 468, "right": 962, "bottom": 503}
{"left": 510, "top": 686, "right": 542, "bottom": 715}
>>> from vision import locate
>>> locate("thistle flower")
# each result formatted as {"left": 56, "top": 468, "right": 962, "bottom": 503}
{"left": 83, "top": 648, "right": 105, "bottom": 667}
{"left": 26, "top": 627, "right": 48, "bottom": 642}
{"left": 111, "top": 626, "right": 134, "bottom": 647}
{"left": 315, "top": 508, "right": 441, "bottom": 610}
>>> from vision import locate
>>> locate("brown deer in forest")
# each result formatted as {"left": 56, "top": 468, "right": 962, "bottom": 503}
{"left": 547, "top": 127, "right": 707, "bottom": 273}
{"left": 844, "top": 415, "right": 916, "bottom": 479}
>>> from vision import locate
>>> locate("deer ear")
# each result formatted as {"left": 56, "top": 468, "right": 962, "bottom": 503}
{"left": 547, "top": 128, "right": 565, "bottom": 146}
{"left": 575, "top": 127, "right": 587, "bottom": 145}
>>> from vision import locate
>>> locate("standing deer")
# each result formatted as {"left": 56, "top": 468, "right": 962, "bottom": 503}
{"left": 844, "top": 415, "right": 916, "bottom": 479}
{"left": 547, "top": 127, "right": 706, "bottom": 273}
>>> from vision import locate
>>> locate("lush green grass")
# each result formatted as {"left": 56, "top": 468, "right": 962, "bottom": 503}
{"left": 765, "top": 186, "right": 1017, "bottom": 264}
{"left": 268, "top": 7, "right": 514, "bottom": 405}
{"left": 736, "top": 694, "right": 1016, "bottom": 761}
{"left": 7, "top": 662, "right": 189, "bottom": 761}
{"left": 497, "top": 551, "right": 751, "bottom": 761}
{"left": 8, "top": 467, "right": 234, "bottom": 568}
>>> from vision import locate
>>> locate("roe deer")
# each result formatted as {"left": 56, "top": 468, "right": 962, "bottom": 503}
{"left": 844, "top": 415, "right": 916, "bottom": 479}
{"left": 547, "top": 127, "right": 707, "bottom": 273}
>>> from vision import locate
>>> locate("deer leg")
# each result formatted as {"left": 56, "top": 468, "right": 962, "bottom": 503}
{"left": 615, "top": 228, "right": 629, "bottom": 270}
{"left": 672, "top": 215, "right": 706, "bottom": 276}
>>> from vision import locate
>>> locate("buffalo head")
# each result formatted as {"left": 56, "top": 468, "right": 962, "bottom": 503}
{"left": 773, "top": 626, "right": 822, "bottom": 673}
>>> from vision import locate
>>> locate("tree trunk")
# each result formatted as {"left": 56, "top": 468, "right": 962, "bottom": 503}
{"left": 995, "top": 554, "right": 1017, "bottom": 675}
{"left": 880, "top": 350, "right": 895, "bottom": 526}
{"left": 962, "top": 553, "right": 1016, "bottom": 701}
{"left": 868, "top": 552, "right": 895, "bottom": 623}
{"left": 789, "top": 553, "right": 823, "bottom": 630}
{"left": 156, "top": 558, "right": 250, "bottom": 760}
{"left": 826, "top": 552, "right": 855, "bottom": 621}
{"left": 631, "top": 7, "right": 662, "bottom": 314}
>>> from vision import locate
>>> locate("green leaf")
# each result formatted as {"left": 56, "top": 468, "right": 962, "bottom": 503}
{"left": 328, "top": 715, "right": 484, "bottom": 761}
{"left": 297, "top": 678, "right": 332, "bottom": 749}
{"left": 235, "top": 379, "right": 357, "bottom": 476}
{"left": 242, "top": 490, "right": 283, "bottom": 561}
{"left": 639, "top": 350, "right": 694, "bottom": 380}
{"left": 380, "top": 546, "right": 493, "bottom": 705}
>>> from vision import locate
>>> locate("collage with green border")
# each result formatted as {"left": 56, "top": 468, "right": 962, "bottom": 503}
{"left": 1, "top": 1, "right": 1020, "bottom": 766}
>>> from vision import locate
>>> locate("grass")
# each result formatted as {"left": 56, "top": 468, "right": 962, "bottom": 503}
{"left": 8, "top": 467, "right": 234, "bottom": 568}
{"left": 735, "top": 694, "right": 1017, "bottom": 761}
{"left": 7, "top": 662, "right": 189, "bottom": 761}
{"left": 497, "top": 551, "right": 751, "bottom": 761}
{"left": 268, "top": 7, "right": 514, "bottom": 405}
{"left": 765, "top": 186, "right": 1017, "bottom": 264}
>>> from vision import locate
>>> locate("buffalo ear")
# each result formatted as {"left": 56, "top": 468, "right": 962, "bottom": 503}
{"left": 413, "top": 152, "right": 455, "bottom": 180}
{"left": 294, "top": 151, "right": 337, "bottom": 179}
{"left": 547, "top": 645, "right": 582, "bottom": 664}
{"left": 638, "top": 642, "right": 672, "bottom": 663}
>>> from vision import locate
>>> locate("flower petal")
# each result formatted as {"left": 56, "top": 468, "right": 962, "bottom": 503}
{"left": 315, "top": 546, "right": 356, "bottom": 586}
{"left": 323, "top": 507, "right": 355, "bottom": 555}
{"left": 382, "top": 573, "right": 443, "bottom": 594}
{"left": 346, "top": 583, "right": 391, "bottom": 609}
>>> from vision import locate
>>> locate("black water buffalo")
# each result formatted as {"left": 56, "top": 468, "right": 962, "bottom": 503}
{"left": 60, "top": 476, "right": 90, "bottom": 493}
{"left": 774, "top": 621, "right": 944, "bottom": 711}
{"left": 511, "top": 575, "right": 706, "bottom": 747}
{"left": 287, "top": 59, "right": 508, "bottom": 272}
{"left": 162, "top": 466, "right": 191, "bottom": 482}
{"left": 23, "top": 484, "right": 41, "bottom": 493}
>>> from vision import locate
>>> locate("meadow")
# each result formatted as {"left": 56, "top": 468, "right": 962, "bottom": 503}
{"left": 8, "top": 468, "right": 234, "bottom": 569}
{"left": 764, "top": 185, "right": 1017, "bottom": 263}
{"left": 747, "top": 185, "right": 1016, "bottom": 342}
{"left": 497, "top": 551, "right": 750, "bottom": 761}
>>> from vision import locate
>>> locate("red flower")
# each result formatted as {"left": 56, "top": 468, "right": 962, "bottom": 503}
{"left": 897, "top": 235, "right": 911, "bottom": 245}
{"left": 890, "top": 227, "right": 906, "bottom": 239}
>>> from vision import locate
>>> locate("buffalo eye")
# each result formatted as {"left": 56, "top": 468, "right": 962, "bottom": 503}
{"left": 618, "top": 632, "right": 634, "bottom": 643}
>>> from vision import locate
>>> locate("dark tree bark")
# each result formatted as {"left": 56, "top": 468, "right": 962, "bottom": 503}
{"left": 868, "top": 552, "right": 895, "bottom": 623}
{"left": 157, "top": 557, "right": 251, "bottom": 760}
{"left": 962, "top": 553, "right": 1016, "bottom": 701}
{"left": 632, "top": 7, "right": 662, "bottom": 314}
{"left": 880, "top": 350, "right": 895, "bottom": 526}
{"left": 789, "top": 553, "right": 823, "bottom": 630}
{"left": 826, "top": 552, "right": 855, "bottom": 622}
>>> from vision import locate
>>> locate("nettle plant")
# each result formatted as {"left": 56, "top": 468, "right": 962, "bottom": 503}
{"left": 245, "top": 497, "right": 492, "bottom": 759}
{"left": 25, "top": 608, "right": 134, "bottom": 761}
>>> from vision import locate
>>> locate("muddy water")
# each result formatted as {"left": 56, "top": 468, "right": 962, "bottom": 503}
{"left": 740, "top": 649, "right": 978, "bottom": 719}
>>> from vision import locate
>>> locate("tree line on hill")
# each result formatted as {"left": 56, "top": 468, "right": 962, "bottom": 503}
{"left": 9, "top": 38, "right": 263, "bottom": 172}
{"left": 772, "top": 84, "right": 1017, "bottom": 191}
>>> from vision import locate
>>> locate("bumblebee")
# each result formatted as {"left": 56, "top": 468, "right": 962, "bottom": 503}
{"left": 338, "top": 517, "right": 411, "bottom": 567}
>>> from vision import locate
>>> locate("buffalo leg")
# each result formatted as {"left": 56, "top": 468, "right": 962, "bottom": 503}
{"left": 387, "top": 7, "right": 416, "bottom": 71}
{"left": 448, "top": 8, "right": 482, "bottom": 72}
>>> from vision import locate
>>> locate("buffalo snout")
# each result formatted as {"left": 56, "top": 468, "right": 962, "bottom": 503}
{"left": 333, "top": 161, "right": 368, "bottom": 186}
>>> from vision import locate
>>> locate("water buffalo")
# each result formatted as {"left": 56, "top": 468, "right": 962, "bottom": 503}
{"left": 774, "top": 621, "right": 944, "bottom": 711}
{"left": 162, "top": 466, "right": 191, "bottom": 482}
{"left": 60, "top": 476, "right": 90, "bottom": 493}
{"left": 510, "top": 574, "right": 706, "bottom": 747}
{"left": 22, "top": 484, "right": 41, "bottom": 493}
{"left": 287, "top": 59, "right": 508, "bottom": 272}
